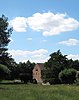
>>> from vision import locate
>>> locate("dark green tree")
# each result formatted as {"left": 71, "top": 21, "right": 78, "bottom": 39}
{"left": 0, "top": 14, "right": 13, "bottom": 65}
{"left": 0, "top": 15, "right": 17, "bottom": 80}
{"left": 0, "top": 15, "right": 12, "bottom": 47}
{"left": 0, "top": 64, "right": 11, "bottom": 81}
{"left": 42, "top": 50, "right": 68, "bottom": 84}
{"left": 68, "top": 59, "right": 79, "bottom": 71}
{"left": 6, "top": 58, "right": 17, "bottom": 80}
{"left": 59, "top": 68, "right": 77, "bottom": 84}
{"left": 17, "top": 60, "right": 35, "bottom": 83}
{"left": 73, "top": 60, "right": 79, "bottom": 70}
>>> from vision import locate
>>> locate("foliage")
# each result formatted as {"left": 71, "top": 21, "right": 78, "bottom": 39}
{"left": 4, "top": 57, "right": 17, "bottom": 80}
{"left": 0, "top": 15, "right": 13, "bottom": 66}
{"left": 76, "top": 71, "right": 79, "bottom": 81}
{"left": 59, "top": 68, "right": 77, "bottom": 84}
{"left": 0, "top": 64, "right": 11, "bottom": 80}
{"left": 0, "top": 14, "right": 13, "bottom": 64}
{"left": 42, "top": 50, "right": 68, "bottom": 84}
{"left": 0, "top": 15, "right": 17, "bottom": 80}
{"left": 68, "top": 59, "right": 79, "bottom": 70}
{"left": 17, "top": 60, "right": 35, "bottom": 83}
{"left": 0, "top": 14, "right": 12, "bottom": 47}
{"left": 75, "top": 71, "right": 79, "bottom": 85}
{"left": 19, "top": 73, "right": 32, "bottom": 83}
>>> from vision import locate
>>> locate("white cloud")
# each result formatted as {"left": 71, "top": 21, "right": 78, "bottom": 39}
{"left": 58, "top": 38, "right": 79, "bottom": 46}
{"left": 27, "top": 38, "right": 32, "bottom": 41}
{"left": 27, "top": 12, "right": 79, "bottom": 36}
{"left": 9, "top": 12, "right": 79, "bottom": 36}
{"left": 8, "top": 49, "right": 48, "bottom": 63}
{"left": 67, "top": 54, "right": 79, "bottom": 60}
{"left": 10, "top": 17, "right": 27, "bottom": 32}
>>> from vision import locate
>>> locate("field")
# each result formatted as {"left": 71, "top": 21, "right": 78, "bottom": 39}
{"left": 0, "top": 83, "right": 79, "bottom": 100}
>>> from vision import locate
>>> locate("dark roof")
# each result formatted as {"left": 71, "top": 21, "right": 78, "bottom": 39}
{"left": 36, "top": 63, "right": 44, "bottom": 70}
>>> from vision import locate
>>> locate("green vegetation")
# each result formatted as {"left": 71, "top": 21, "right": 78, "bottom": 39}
{"left": 59, "top": 68, "right": 77, "bottom": 84}
{"left": 0, "top": 64, "right": 10, "bottom": 81}
{"left": 0, "top": 84, "right": 79, "bottom": 100}
{"left": 42, "top": 50, "right": 79, "bottom": 84}
{"left": 17, "top": 61, "right": 35, "bottom": 83}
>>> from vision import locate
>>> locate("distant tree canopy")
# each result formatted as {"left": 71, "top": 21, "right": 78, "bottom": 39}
{"left": 42, "top": 50, "right": 79, "bottom": 84}
{"left": 68, "top": 59, "right": 79, "bottom": 71}
{"left": 17, "top": 60, "right": 35, "bottom": 83}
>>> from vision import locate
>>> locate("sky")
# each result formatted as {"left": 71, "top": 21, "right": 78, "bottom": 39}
{"left": 0, "top": 0, "right": 79, "bottom": 63}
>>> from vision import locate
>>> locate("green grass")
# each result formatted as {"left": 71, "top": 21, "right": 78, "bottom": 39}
{"left": 0, "top": 84, "right": 79, "bottom": 100}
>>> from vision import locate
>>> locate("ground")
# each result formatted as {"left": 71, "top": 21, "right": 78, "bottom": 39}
{"left": 0, "top": 82, "right": 79, "bottom": 100}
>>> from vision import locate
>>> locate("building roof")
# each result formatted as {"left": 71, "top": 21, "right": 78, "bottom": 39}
{"left": 36, "top": 63, "right": 44, "bottom": 70}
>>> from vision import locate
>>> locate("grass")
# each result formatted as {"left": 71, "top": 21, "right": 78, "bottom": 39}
{"left": 0, "top": 83, "right": 79, "bottom": 100}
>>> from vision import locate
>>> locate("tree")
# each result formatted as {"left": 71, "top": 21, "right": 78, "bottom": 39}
{"left": 17, "top": 60, "right": 35, "bottom": 83}
{"left": 0, "top": 15, "right": 12, "bottom": 47}
{"left": 0, "top": 64, "right": 11, "bottom": 80}
{"left": 73, "top": 60, "right": 79, "bottom": 71}
{"left": 59, "top": 68, "right": 77, "bottom": 84}
{"left": 6, "top": 58, "right": 17, "bottom": 80}
{"left": 42, "top": 50, "right": 68, "bottom": 84}
{"left": 0, "top": 14, "right": 13, "bottom": 66}
{"left": 0, "top": 15, "right": 17, "bottom": 80}
{"left": 70, "top": 60, "right": 79, "bottom": 71}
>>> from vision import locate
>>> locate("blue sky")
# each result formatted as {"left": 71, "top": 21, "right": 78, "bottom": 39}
{"left": 0, "top": 0, "right": 79, "bottom": 63}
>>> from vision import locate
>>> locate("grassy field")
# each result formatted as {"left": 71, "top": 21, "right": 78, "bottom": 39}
{"left": 0, "top": 84, "right": 79, "bottom": 100}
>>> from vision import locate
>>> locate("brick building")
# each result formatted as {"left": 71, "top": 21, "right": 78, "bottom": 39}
{"left": 32, "top": 63, "right": 44, "bottom": 83}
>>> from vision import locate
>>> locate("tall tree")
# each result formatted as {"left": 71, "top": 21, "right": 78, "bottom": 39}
{"left": 42, "top": 50, "right": 68, "bottom": 84}
{"left": 0, "top": 15, "right": 13, "bottom": 65}
{"left": 0, "top": 15, "right": 12, "bottom": 47}
{"left": 0, "top": 15, "right": 17, "bottom": 80}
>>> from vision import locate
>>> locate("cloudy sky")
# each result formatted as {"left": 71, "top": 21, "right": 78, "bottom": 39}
{"left": 0, "top": 0, "right": 79, "bottom": 63}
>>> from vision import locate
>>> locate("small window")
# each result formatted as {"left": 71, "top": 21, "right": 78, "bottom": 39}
{"left": 36, "top": 69, "right": 38, "bottom": 71}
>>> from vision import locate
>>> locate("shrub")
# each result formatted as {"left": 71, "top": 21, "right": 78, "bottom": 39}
{"left": 19, "top": 73, "right": 32, "bottom": 84}
{"left": 59, "top": 68, "right": 77, "bottom": 84}
{"left": 0, "top": 64, "right": 11, "bottom": 80}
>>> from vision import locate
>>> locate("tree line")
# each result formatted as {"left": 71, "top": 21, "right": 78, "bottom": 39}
{"left": 42, "top": 50, "right": 79, "bottom": 84}
{"left": 0, "top": 15, "right": 79, "bottom": 84}
{"left": 0, "top": 15, "right": 35, "bottom": 83}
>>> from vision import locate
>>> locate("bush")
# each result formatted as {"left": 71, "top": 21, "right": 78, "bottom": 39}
{"left": 76, "top": 71, "right": 79, "bottom": 81}
{"left": 19, "top": 73, "right": 32, "bottom": 84}
{"left": 59, "top": 68, "right": 77, "bottom": 84}
{"left": 0, "top": 64, "right": 11, "bottom": 80}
